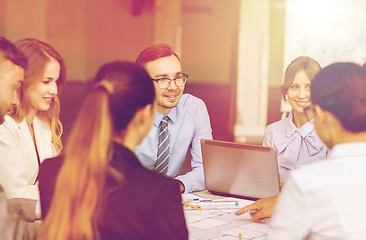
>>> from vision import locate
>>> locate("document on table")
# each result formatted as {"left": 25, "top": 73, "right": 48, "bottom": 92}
{"left": 182, "top": 193, "right": 268, "bottom": 240}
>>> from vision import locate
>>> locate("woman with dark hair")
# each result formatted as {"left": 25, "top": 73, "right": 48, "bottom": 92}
{"left": 268, "top": 62, "right": 366, "bottom": 239}
{"left": 236, "top": 56, "right": 328, "bottom": 222}
{"left": 37, "top": 61, "right": 188, "bottom": 240}
{"left": 0, "top": 38, "right": 66, "bottom": 211}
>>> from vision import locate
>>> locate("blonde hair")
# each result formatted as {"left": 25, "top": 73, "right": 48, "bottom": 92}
{"left": 37, "top": 61, "right": 155, "bottom": 240}
{"left": 39, "top": 85, "right": 112, "bottom": 240}
{"left": 13, "top": 38, "right": 66, "bottom": 153}
{"left": 281, "top": 56, "right": 321, "bottom": 101}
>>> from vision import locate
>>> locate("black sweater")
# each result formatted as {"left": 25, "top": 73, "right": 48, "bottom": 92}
{"left": 39, "top": 143, "right": 188, "bottom": 240}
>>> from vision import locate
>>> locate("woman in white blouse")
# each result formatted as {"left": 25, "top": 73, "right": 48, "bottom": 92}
{"left": 236, "top": 56, "right": 328, "bottom": 222}
{"left": 0, "top": 39, "right": 66, "bottom": 207}
{"left": 268, "top": 62, "right": 366, "bottom": 240}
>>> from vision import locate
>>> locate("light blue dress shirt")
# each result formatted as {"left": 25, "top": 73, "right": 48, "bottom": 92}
{"left": 136, "top": 94, "right": 213, "bottom": 193}
{"left": 263, "top": 112, "right": 328, "bottom": 182}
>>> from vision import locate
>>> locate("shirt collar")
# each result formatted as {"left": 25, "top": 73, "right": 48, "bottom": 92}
{"left": 153, "top": 107, "right": 177, "bottom": 127}
{"left": 328, "top": 142, "right": 366, "bottom": 159}
{"left": 286, "top": 111, "right": 315, "bottom": 137}
{"left": 16, "top": 116, "right": 39, "bottom": 129}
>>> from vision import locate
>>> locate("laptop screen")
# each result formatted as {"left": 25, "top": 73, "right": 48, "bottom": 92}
{"left": 201, "top": 139, "right": 280, "bottom": 200}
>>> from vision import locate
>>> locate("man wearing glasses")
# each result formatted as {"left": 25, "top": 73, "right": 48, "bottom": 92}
{"left": 135, "top": 44, "right": 212, "bottom": 193}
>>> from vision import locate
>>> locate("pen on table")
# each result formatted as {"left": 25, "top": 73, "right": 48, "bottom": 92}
{"left": 182, "top": 200, "right": 201, "bottom": 211}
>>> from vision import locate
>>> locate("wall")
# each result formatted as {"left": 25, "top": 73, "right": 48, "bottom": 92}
{"left": 3, "top": 0, "right": 47, "bottom": 40}
{"left": 235, "top": 0, "right": 271, "bottom": 143}
{"left": 1, "top": 0, "right": 155, "bottom": 81}
{"left": 267, "top": 0, "right": 286, "bottom": 125}
{"left": 0, "top": 0, "right": 5, "bottom": 35}
{"left": 181, "top": 0, "right": 240, "bottom": 141}
{"left": 181, "top": 0, "right": 239, "bottom": 85}
{"left": 85, "top": 0, "right": 155, "bottom": 80}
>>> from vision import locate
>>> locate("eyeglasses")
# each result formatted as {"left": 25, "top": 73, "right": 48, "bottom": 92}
{"left": 152, "top": 74, "right": 188, "bottom": 89}
{"left": 304, "top": 105, "right": 315, "bottom": 121}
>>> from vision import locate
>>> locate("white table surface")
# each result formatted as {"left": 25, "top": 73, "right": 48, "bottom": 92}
{"left": 183, "top": 190, "right": 268, "bottom": 240}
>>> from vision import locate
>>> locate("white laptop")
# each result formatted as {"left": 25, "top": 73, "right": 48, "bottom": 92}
{"left": 201, "top": 139, "right": 280, "bottom": 200}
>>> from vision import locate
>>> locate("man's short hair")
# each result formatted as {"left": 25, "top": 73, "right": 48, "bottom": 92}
{"left": 0, "top": 37, "right": 28, "bottom": 70}
{"left": 135, "top": 43, "right": 180, "bottom": 66}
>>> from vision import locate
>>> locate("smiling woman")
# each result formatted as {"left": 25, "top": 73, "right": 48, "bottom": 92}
{"left": 27, "top": 60, "right": 60, "bottom": 112}
{"left": 286, "top": 71, "right": 311, "bottom": 117}
{"left": 267, "top": 56, "right": 328, "bottom": 182}
{"left": 0, "top": 38, "right": 66, "bottom": 219}
{"left": 235, "top": 56, "right": 329, "bottom": 223}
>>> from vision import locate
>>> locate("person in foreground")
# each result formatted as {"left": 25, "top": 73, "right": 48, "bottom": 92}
{"left": 0, "top": 37, "right": 26, "bottom": 125}
{"left": 0, "top": 36, "right": 40, "bottom": 240}
{"left": 0, "top": 38, "right": 66, "bottom": 219}
{"left": 0, "top": 37, "right": 28, "bottom": 124}
{"left": 135, "top": 44, "right": 212, "bottom": 193}
{"left": 236, "top": 56, "right": 328, "bottom": 222}
{"left": 268, "top": 62, "right": 366, "bottom": 240}
{"left": 37, "top": 61, "right": 188, "bottom": 240}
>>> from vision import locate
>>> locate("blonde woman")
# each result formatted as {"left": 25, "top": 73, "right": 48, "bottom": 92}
{"left": 0, "top": 38, "right": 66, "bottom": 215}
{"left": 38, "top": 62, "right": 188, "bottom": 240}
{"left": 236, "top": 56, "right": 328, "bottom": 222}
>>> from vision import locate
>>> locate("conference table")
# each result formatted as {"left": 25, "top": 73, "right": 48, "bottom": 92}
{"left": 183, "top": 190, "right": 268, "bottom": 240}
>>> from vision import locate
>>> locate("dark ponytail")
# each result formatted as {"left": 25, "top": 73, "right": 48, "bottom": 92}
{"left": 311, "top": 62, "right": 366, "bottom": 132}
